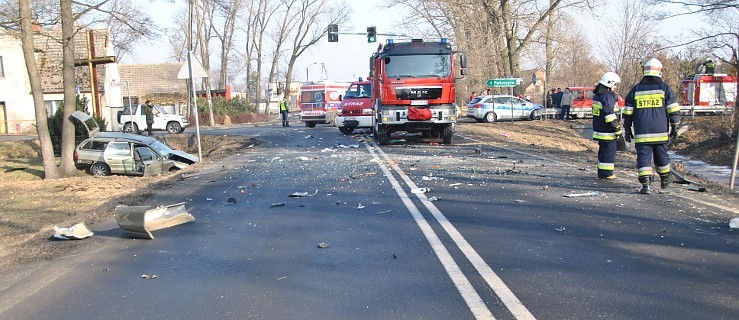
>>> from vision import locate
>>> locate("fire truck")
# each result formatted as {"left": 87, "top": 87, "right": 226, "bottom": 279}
{"left": 679, "top": 73, "right": 736, "bottom": 115}
{"left": 566, "top": 86, "right": 626, "bottom": 119}
{"left": 370, "top": 38, "right": 467, "bottom": 145}
{"left": 335, "top": 78, "right": 373, "bottom": 134}
{"left": 298, "top": 81, "right": 350, "bottom": 127}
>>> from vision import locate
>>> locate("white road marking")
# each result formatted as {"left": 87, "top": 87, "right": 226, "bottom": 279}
{"left": 372, "top": 143, "right": 537, "bottom": 320}
{"left": 365, "top": 145, "right": 496, "bottom": 320}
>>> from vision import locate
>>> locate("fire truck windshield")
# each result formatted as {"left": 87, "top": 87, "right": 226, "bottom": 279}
{"left": 384, "top": 54, "right": 451, "bottom": 78}
{"left": 344, "top": 83, "right": 371, "bottom": 99}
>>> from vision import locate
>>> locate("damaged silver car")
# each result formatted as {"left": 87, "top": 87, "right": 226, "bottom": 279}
{"left": 72, "top": 111, "right": 199, "bottom": 177}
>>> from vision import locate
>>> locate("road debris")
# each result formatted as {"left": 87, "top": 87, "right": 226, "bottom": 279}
{"left": 52, "top": 222, "right": 94, "bottom": 240}
{"left": 115, "top": 203, "right": 194, "bottom": 239}
{"left": 515, "top": 199, "right": 526, "bottom": 203}
{"left": 428, "top": 196, "right": 440, "bottom": 202}
{"left": 288, "top": 189, "right": 319, "bottom": 197}
{"left": 563, "top": 191, "right": 599, "bottom": 198}
{"left": 270, "top": 157, "right": 281, "bottom": 162}
{"left": 317, "top": 242, "right": 330, "bottom": 248}
{"left": 3, "top": 167, "right": 27, "bottom": 173}
{"left": 687, "top": 185, "right": 708, "bottom": 192}
{"left": 270, "top": 203, "right": 285, "bottom": 208}
{"left": 555, "top": 226, "right": 566, "bottom": 232}
{"left": 449, "top": 183, "right": 462, "bottom": 187}
{"left": 141, "top": 274, "right": 159, "bottom": 279}
{"left": 297, "top": 156, "right": 311, "bottom": 161}
{"left": 376, "top": 210, "right": 393, "bottom": 215}
{"left": 421, "top": 176, "right": 438, "bottom": 181}
{"left": 357, "top": 203, "right": 365, "bottom": 209}
{"left": 411, "top": 187, "right": 431, "bottom": 194}
{"left": 226, "top": 198, "right": 237, "bottom": 205}
{"left": 729, "top": 218, "right": 739, "bottom": 229}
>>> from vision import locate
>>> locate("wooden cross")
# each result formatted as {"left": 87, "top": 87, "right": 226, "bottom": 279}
{"left": 74, "top": 30, "right": 116, "bottom": 117}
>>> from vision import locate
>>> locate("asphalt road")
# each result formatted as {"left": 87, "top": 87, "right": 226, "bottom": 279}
{"left": 0, "top": 118, "right": 737, "bottom": 319}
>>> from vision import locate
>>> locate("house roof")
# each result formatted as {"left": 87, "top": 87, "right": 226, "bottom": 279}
{"left": 34, "top": 28, "right": 111, "bottom": 93}
{"left": 118, "top": 63, "right": 186, "bottom": 98}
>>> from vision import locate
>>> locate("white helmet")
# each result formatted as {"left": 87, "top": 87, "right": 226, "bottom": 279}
{"left": 643, "top": 58, "right": 663, "bottom": 77}
{"left": 599, "top": 72, "right": 621, "bottom": 88}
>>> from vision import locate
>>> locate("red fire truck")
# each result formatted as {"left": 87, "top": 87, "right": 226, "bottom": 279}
{"left": 335, "top": 79, "right": 373, "bottom": 134}
{"left": 298, "top": 81, "right": 350, "bottom": 127}
{"left": 566, "top": 86, "right": 625, "bottom": 119}
{"left": 679, "top": 73, "right": 736, "bottom": 115}
{"left": 370, "top": 38, "right": 467, "bottom": 145}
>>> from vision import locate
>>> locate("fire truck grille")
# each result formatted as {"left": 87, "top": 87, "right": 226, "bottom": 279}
{"left": 396, "top": 87, "right": 443, "bottom": 100}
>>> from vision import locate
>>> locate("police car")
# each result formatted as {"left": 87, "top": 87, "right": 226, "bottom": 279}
{"left": 466, "top": 95, "right": 544, "bottom": 123}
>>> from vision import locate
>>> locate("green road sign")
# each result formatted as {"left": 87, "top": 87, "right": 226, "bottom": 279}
{"left": 486, "top": 78, "right": 521, "bottom": 87}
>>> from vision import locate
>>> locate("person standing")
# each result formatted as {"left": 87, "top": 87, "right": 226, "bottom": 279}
{"left": 279, "top": 98, "right": 290, "bottom": 127}
{"left": 623, "top": 58, "right": 681, "bottom": 194}
{"left": 559, "top": 88, "right": 574, "bottom": 120}
{"left": 592, "top": 72, "right": 623, "bottom": 180}
{"left": 552, "top": 88, "right": 563, "bottom": 119}
{"left": 469, "top": 91, "right": 477, "bottom": 102}
{"left": 143, "top": 100, "right": 155, "bottom": 135}
{"left": 703, "top": 59, "right": 715, "bottom": 74}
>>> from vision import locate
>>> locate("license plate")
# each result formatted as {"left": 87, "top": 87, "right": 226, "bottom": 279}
{"left": 410, "top": 100, "right": 429, "bottom": 106}
{"left": 303, "top": 112, "right": 322, "bottom": 116}
{"left": 343, "top": 117, "right": 355, "bottom": 121}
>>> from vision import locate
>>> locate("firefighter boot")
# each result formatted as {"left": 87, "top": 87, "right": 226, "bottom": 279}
{"left": 638, "top": 176, "right": 651, "bottom": 195}
{"left": 660, "top": 173, "right": 672, "bottom": 189}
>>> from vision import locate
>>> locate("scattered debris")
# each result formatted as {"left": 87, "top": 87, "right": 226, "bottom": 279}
{"left": 226, "top": 198, "right": 237, "bottom": 205}
{"left": 474, "top": 148, "right": 482, "bottom": 155}
{"left": 277, "top": 276, "right": 287, "bottom": 281}
{"left": 357, "top": 203, "right": 365, "bottom": 210}
{"left": 542, "top": 185, "right": 549, "bottom": 190}
{"left": 564, "top": 191, "right": 599, "bottom": 198}
{"left": 288, "top": 189, "right": 319, "bottom": 197}
{"left": 500, "top": 132, "right": 509, "bottom": 137}
{"left": 515, "top": 199, "right": 525, "bottom": 203}
{"left": 270, "top": 203, "right": 285, "bottom": 208}
{"left": 180, "top": 168, "right": 226, "bottom": 179}
{"left": 389, "top": 139, "right": 406, "bottom": 143}
{"left": 3, "top": 167, "right": 27, "bottom": 173}
{"left": 317, "top": 242, "right": 330, "bottom": 249}
{"left": 687, "top": 185, "right": 708, "bottom": 192}
{"left": 555, "top": 226, "right": 566, "bottom": 232}
{"left": 730, "top": 218, "right": 739, "bottom": 229}
{"left": 297, "top": 156, "right": 311, "bottom": 161}
{"left": 428, "top": 196, "right": 440, "bottom": 202}
{"left": 421, "top": 176, "right": 438, "bottom": 181}
{"left": 305, "top": 135, "right": 314, "bottom": 139}
{"left": 449, "top": 183, "right": 462, "bottom": 187}
{"left": 411, "top": 187, "right": 431, "bottom": 194}
{"left": 52, "top": 222, "right": 94, "bottom": 240}
{"left": 141, "top": 274, "right": 159, "bottom": 279}
{"left": 115, "top": 203, "right": 195, "bottom": 239}
{"left": 376, "top": 210, "right": 393, "bottom": 215}
{"left": 270, "top": 157, "right": 281, "bottom": 162}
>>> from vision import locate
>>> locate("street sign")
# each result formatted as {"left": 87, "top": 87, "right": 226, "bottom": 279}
{"left": 486, "top": 78, "right": 522, "bottom": 87}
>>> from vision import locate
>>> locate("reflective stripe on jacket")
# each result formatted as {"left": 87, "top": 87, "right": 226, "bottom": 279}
{"left": 280, "top": 101, "right": 288, "bottom": 112}
{"left": 623, "top": 77, "right": 680, "bottom": 145}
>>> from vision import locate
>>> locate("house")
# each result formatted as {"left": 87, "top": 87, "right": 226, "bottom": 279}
{"left": 117, "top": 62, "right": 188, "bottom": 120}
{"left": 0, "top": 27, "right": 122, "bottom": 134}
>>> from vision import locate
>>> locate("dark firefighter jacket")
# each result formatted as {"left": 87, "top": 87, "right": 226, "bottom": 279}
{"left": 623, "top": 76, "right": 680, "bottom": 144}
{"left": 592, "top": 85, "right": 621, "bottom": 141}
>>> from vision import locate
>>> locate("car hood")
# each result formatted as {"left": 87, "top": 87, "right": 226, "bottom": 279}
{"left": 169, "top": 150, "right": 199, "bottom": 164}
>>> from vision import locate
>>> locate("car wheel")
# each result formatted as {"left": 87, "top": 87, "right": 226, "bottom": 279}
{"left": 442, "top": 125, "right": 453, "bottom": 144}
{"left": 90, "top": 163, "right": 111, "bottom": 177}
{"left": 484, "top": 112, "right": 496, "bottom": 123}
{"left": 339, "top": 126, "right": 354, "bottom": 135}
{"left": 123, "top": 123, "right": 137, "bottom": 133}
{"left": 375, "top": 123, "right": 389, "bottom": 145}
{"left": 530, "top": 110, "right": 541, "bottom": 120}
{"left": 167, "top": 122, "right": 182, "bottom": 134}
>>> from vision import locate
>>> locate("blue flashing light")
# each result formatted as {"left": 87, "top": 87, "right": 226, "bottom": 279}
{"left": 358, "top": 77, "right": 363, "bottom": 81}
{"left": 440, "top": 38, "right": 447, "bottom": 43}
{"left": 386, "top": 39, "right": 394, "bottom": 45}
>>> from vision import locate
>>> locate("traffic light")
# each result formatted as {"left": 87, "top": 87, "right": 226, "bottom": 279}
{"left": 366, "top": 26, "right": 376, "bottom": 43}
{"left": 327, "top": 24, "right": 338, "bottom": 42}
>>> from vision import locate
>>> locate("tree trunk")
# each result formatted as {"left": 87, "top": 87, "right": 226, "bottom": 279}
{"left": 19, "top": 0, "right": 59, "bottom": 179}
{"left": 59, "top": 0, "right": 78, "bottom": 176}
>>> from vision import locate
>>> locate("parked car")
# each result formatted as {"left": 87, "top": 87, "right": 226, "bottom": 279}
{"left": 466, "top": 95, "right": 544, "bottom": 122}
{"left": 567, "top": 87, "right": 626, "bottom": 119}
{"left": 117, "top": 104, "right": 189, "bottom": 134}
{"left": 72, "top": 111, "right": 198, "bottom": 177}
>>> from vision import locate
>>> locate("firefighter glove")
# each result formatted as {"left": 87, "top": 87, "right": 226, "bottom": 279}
{"left": 613, "top": 125, "right": 623, "bottom": 139}
{"left": 670, "top": 124, "right": 678, "bottom": 139}
{"left": 624, "top": 126, "right": 634, "bottom": 143}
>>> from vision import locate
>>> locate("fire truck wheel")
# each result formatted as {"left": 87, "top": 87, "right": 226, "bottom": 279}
{"left": 422, "top": 130, "right": 432, "bottom": 138}
{"left": 339, "top": 126, "right": 355, "bottom": 135}
{"left": 442, "top": 125, "right": 453, "bottom": 144}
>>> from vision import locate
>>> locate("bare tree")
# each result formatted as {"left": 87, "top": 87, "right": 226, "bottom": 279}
{"left": 210, "top": 0, "right": 247, "bottom": 89}
{"left": 19, "top": 0, "right": 59, "bottom": 179}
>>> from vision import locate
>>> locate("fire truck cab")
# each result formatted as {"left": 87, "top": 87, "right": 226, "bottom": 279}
{"left": 335, "top": 79, "right": 373, "bottom": 134}
{"left": 299, "top": 81, "right": 350, "bottom": 127}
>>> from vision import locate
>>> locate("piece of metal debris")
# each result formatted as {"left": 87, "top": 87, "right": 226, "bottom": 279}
{"left": 52, "top": 222, "right": 94, "bottom": 240}
{"left": 115, "top": 203, "right": 195, "bottom": 239}
{"left": 449, "top": 183, "right": 462, "bottom": 187}
{"left": 555, "top": 226, "right": 566, "bottom": 232}
{"left": 141, "top": 274, "right": 159, "bottom": 279}
{"left": 288, "top": 189, "right": 319, "bottom": 197}
{"left": 317, "top": 242, "right": 330, "bottom": 248}
{"left": 411, "top": 187, "right": 431, "bottom": 194}
{"left": 515, "top": 199, "right": 525, "bottom": 203}
{"left": 226, "top": 198, "right": 237, "bottom": 205}
{"left": 729, "top": 218, "right": 739, "bottom": 229}
{"left": 357, "top": 203, "right": 365, "bottom": 209}
{"left": 376, "top": 210, "right": 393, "bottom": 215}
{"left": 687, "top": 185, "right": 707, "bottom": 192}
{"left": 270, "top": 203, "right": 285, "bottom": 208}
{"left": 428, "top": 196, "right": 440, "bottom": 202}
{"left": 4, "top": 167, "right": 27, "bottom": 173}
{"left": 563, "top": 191, "right": 599, "bottom": 198}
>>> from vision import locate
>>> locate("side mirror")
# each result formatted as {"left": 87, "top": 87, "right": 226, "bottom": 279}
{"left": 459, "top": 53, "right": 467, "bottom": 69}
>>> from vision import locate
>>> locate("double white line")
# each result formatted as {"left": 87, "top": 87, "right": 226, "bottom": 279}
{"left": 366, "top": 142, "right": 536, "bottom": 320}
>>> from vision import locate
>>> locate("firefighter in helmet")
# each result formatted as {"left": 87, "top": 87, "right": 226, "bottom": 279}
{"left": 623, "top": 58, "right": 681, "bottom": 194}
{"left": 703, "top": 59, "right": 715, "bottom": 74}
{"left": 592, "top": 72, "right": 622, "bottom": 179}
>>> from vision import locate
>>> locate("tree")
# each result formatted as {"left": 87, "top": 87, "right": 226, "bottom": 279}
{"left": 19, "top": 0, "right": 59, "bottom": 179}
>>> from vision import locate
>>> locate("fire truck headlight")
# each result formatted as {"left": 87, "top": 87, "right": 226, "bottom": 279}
{"left": 362, "top": 108, "right": 373, "bottom": 115}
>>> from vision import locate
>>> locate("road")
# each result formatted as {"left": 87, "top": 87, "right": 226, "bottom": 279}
{"left": 0, "top": 118, "right": 737, "bottom": 319}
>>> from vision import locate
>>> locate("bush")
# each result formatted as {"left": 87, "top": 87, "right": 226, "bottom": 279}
{"left": 190, "top": 95, "right": 266, "bottom": 125}
{"left": 47, "top": 95, "right": 107, "bottom": 155}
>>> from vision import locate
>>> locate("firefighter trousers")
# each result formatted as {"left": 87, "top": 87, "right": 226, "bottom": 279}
{"left": 636, "top": 143, "right": 670, "bottom": 178}
{"left": 597, "top": 141, "right": 617, "bottom": 178}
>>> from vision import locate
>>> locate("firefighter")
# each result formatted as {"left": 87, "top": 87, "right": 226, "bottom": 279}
{"left": 279, "top": 98, "right": 290, "bottom": 127}
{"left": 592, "top": 72, "right": 623, "bottom": 180}
{"left": 623, "top": 58, "right": 681, "bottom": 194}
{"left": 703, "top": 59, "right": 715, "bottom": 74}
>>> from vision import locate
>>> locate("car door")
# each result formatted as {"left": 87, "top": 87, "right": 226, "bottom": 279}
{"left": 511, "top": 97, "right": 526, "bottom": 118}
{"left": 135, "top": 147, "right": 165, "bottom": 176}
{"left": 493, "top": 96, "right": 512, "bottom": 119}
{"left": 104, "top": 141, "right": 134, "bottom": 174}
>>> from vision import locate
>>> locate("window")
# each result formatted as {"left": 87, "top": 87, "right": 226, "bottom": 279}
{"left": 0, "top": 56, "right": 4, "bottom": 77}
{"left": 106, "top": 142, "right": 131, "bottom": 156}
{"left": 44, "top": 100, "right": 63, "bottom": 116}
{"left": 81, "top": 140, "right": 108, "bottom": 151}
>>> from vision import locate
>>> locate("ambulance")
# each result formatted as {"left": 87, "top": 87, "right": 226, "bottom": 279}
{"left": 298, "top": 81, "right": 350, "bottom": 127}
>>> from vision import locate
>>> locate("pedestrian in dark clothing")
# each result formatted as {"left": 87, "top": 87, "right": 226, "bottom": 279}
{"left": 279, "top": 99, "right": 290, "bottom": 127}
{"left": 143, "top": 100, "right": 155, "bottom": 135}
{"left": 552, "top": 88, "right": 563, "bottom": 119}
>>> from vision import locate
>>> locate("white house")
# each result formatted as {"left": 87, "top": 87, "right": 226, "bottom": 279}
{"left": 0, "top": 32, "right": 36, "bottom": 134}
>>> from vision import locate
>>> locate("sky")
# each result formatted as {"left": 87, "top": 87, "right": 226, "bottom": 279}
{"left": 128, "top": 0, "right": 709, "bottom": 86}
